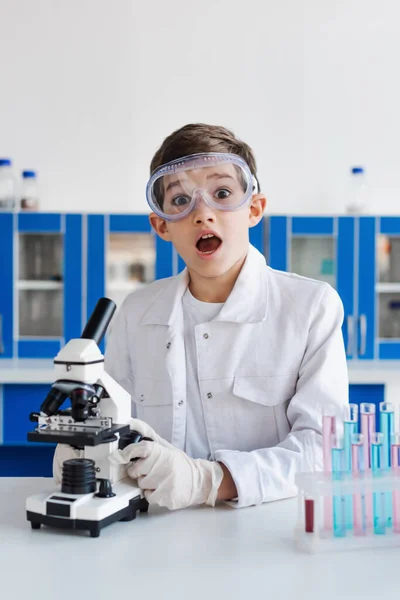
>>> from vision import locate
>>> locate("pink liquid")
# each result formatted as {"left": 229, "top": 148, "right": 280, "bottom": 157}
{"left": 323, "top": 415, "right": 335, "bottom": 531}
{"left": 360, "top": 412, "right": 374, "bottom": 530}
{"left": 391, "top": 444, "right": 400, "bottom": 534}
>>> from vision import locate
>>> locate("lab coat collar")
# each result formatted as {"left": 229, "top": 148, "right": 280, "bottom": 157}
{"left": 140, "top": 243, "right": 268, "bottom": 327}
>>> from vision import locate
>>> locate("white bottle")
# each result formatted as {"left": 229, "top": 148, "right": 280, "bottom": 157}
{"left": 20, "top": 170, "right": 39, "bottom": 210}
{"left": 0, "top": 158, "right": 17, "bottom": 210}
{"left": 346, "top": 167, "right": 368, "bottom": 214}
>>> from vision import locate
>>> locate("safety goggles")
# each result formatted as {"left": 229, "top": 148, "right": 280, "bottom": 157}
{"left": 146, "top": 152, "right": 257, "bottom": 221}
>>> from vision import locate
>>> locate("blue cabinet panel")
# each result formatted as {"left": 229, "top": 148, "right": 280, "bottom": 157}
{"left": 3, "top": 384, "right": 52, "bottom": 443}
{"left": 357, "top": 217, "right": 376, "bottom": 360}
{"left": 0, "top": 213, "right": 14, "bottom": 358}
{"left": 18, "top": 213, "right": 61, "bottom": 232}
{"left": 291, "top": 217, "right": 334, "bottom": 235}
{"left": 337, "top": 217, "right": 355, "bottom": 358}
{"left": 268, "top": 216, "right": 287, "bottom": 271}
{"left": 249, "top": 219, "right": 265, "bottom": 253}
{"left": 64, "top": 214, "right": 83, "bottom": 341}
{"left": 380, "top": 217, "right": 400, "bottom": 235}
{"left": 349, "top": 384, "right": 384, "bottom": 431}
{"left": 109, "top": 214, "right": 151, "bottom": 233}
{"left": 18, "top": 340, "right": 61, "bottom": 359}
{"left": 155, "top": 237, "right": 174, "bottom": 279}
{"left": 0, "top": 445, "right": 54, "bottom": 477}
{"left": 379, "top": 343, "right": 400, "bottom": 360}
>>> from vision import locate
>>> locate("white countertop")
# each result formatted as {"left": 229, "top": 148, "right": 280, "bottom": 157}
{"left": 0, "top": 358, "right": 399, "bottom": 385}
{"left": 1, "top": 477, "right": 400, "bottom": 600}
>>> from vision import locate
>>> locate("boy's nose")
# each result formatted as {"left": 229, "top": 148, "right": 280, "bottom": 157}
{"left": 191, "top": 190, "right": 216, "bottom": 224}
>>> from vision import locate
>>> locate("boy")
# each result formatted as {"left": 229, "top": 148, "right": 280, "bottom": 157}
{"left": 54, "top": 123, "right": 348, "bottom": 509}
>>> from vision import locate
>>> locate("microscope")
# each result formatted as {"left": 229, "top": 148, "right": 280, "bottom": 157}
{"left": 26, "top": 297, "right": 149, "bottom": 538}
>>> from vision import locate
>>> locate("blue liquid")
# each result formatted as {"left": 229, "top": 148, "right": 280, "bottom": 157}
{"left": 344, "top": 421, "right": 357, "bottom": 530}
{"left": 371, "top": 442, "right": 386, "bottom": 535}
{"left": 332, "top": 447, "right": 346, "bottom": 538}
{"left": 380, "top": 410, "right": 394, "bottom": 528}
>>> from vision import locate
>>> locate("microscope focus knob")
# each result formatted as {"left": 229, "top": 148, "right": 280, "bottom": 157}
{"left": 95, "top": 479, "right": 116, "bottom": 499}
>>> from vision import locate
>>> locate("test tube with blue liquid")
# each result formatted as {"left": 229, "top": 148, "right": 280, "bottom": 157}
{"left": 343, "top": 404, "right": 358, "bottom": 529}
{"left": 371, "top": 432, "right": 386, "bottom": 535}
{"left": 332, "top": 435, "right": 346, "bottom": 538}
{"left": 351, "top": 433, "right": 366, "bottom": 536}
{"left": 379, "top": 402, "right": 394, "bottom": 528}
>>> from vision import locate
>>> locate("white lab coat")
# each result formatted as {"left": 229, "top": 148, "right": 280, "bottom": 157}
{"left": 103, "top": 244, "right": 348, "bottom": 508}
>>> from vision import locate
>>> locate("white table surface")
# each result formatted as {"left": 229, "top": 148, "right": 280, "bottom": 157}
{"left": 1, "top": 478, "right": 400, "bottom": 600}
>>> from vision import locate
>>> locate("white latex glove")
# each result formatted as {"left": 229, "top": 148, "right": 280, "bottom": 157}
{"left": 53, "top": 443, "right": 83, "bottom": 484}
{"left": 127, "top": 418, "right": 174, "bottom": 448}
{"left": 109, "top": 440, "right": 224, "bottom": 510}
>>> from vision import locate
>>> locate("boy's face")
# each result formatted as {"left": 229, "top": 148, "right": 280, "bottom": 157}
{"left": 149, "top": 163, "right": 266, "bottom": 279}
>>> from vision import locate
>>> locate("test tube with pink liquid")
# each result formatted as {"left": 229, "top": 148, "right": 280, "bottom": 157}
{"left": 360, "top": 403, "right": 376, "bottom": 531}
{"left": 322, "top": 404, "right": 337, "bottom": 531}
{"left": 391, "top": 433, "right": 400, "bottom": 534}
{"left": 351, "top": 433, "right": 366, "bottom": 536}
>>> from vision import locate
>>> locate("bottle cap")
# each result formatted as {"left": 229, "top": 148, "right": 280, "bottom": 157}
{"left": 0, "top": 159, "right": 12, "bottom": 167}
{"left": 22, "top": 170, "right": 36, "bottom": 178}
{"left": 351, "top": 167, "right": 364, "bottom": 174}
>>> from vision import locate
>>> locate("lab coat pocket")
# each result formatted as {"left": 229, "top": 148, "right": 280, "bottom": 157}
{"left": 232, "top": 373, "right": 298, "bottom": 407}
{"left": 230, "top": 374, "right": 298, "bottom": 449}
{"left": 132, "top": 377, "right": 173, "bottom": 441}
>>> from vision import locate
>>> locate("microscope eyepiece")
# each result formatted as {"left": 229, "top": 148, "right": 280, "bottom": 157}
{"left": 80, "top": 297, "right": 116, "bottom": 346}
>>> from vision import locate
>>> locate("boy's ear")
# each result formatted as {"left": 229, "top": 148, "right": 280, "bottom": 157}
{"left": 149, "top": 212, "right": 171, "bottom": 241}
{"left": 249, "top": 193, "right": 267, "bottom": 227}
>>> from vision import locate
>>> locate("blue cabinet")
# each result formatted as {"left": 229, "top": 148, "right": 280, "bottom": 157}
{"left": 268, "top": 216, "right": 380, "bottom": 361}
{"left": 8, "top": 213, "right": 84, "bottom": 359}
{"left": 0, "top": 214, "right": 14, "bottom": 358}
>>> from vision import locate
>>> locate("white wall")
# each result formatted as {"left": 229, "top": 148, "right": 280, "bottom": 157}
{"left": 1, "top": 0, "right": 400, "bottom": 215}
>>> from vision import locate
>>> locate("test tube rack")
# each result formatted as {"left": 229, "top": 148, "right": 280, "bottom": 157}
{"left": 295, "top": 470, "right": 400, "bottom": 553}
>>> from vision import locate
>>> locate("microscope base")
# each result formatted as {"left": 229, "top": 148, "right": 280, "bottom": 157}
{"left": 26, "top": 480, "right": 148, "bottom": 538}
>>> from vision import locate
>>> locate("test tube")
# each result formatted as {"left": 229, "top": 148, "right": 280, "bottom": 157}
{"left": 380, "top": 402, "right": 394, "bottom": 528}
{"left": 323, "top": 404, "right": 337, "bottom": 532}
{"left": 360, "top": 403, "right": 376, "bottom": 469}
{"left": 371, "top": 432, "right": 386, "bottom": 535}
{"left": 332, "top": 435, "right": 346, "bottom": 538}
{"left": 343, "top": 404, "right": 358, "bottom": 530}
{"left": 391, "top": 433, "right": 400, "bottom": 534}
{"left": 352, "top": 433, "right": 366, "bottom": 536}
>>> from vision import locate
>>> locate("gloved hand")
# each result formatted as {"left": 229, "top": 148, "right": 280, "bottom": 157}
{"left": 109, "top": 440, "right": 224, "bottom": 510}
{"left": 127, "top": 418, "right": 174, "bottom": 448}
{"left": 53, "top": 444, "right": 83, "bottom": 484}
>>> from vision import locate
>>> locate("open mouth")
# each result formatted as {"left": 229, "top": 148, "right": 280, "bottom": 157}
{"left": 196, "top": 233, "right": 222, "bottom": 255}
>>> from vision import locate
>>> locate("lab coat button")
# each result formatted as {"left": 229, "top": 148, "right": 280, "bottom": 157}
{"left": 178, "top": 400, "right": 184, "bottom": 407}
{"left": 166, "top": 342, "right": 172, "bottom": 349}
{"left": 203, "top": 333, "right": 209, "bottom": 339}
{"left": 206, "top": 392, "right": 213, "bottom": 399}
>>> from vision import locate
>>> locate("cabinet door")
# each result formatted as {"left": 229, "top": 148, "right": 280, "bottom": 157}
{"left": 0, "top": 213, "right": 14, "bottom": 358}
{"left": 16, "top": 213, "right": 82, "bottom": 358}
{"left": 268, "top": 216, "right": 356, "bottom": 359}
{"left": 357, "top": 217, "right": 376, "bottom": 360}
{"left": 87, "top": 214, "right": 172, "bottom": 353}
{"left": 376, "top": 217, "right": 400, "bottom": 359}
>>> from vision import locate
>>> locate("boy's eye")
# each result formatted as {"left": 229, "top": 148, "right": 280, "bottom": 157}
{"left": 171, "top": 195, "right": 191, "bottom": 207}
{"left": 215, "top": 188, "right": 231, "bottom": 200}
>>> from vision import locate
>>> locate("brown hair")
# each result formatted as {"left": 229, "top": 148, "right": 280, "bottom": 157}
{"left": 150, "top": 123, "right": 260, "bottom": 198}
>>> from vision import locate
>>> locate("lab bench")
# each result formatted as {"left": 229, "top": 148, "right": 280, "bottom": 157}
{"left": 2, "top": 477, "right": 400, "bottom": 600}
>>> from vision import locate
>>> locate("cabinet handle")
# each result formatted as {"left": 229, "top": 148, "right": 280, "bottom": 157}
{"left": 346, "top": 315, "right": 354, "bottom": 356}
{"left": 359, "top": 314, "right": 367, "bottom": 356}
{"left": 0, "top": 314, "right": 4, "bottom": 355}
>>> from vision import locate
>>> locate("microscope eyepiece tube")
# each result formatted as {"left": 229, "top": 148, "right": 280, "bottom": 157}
{"left": 80, "top": 297, "right": 116, "bottom": 346}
